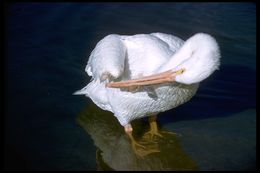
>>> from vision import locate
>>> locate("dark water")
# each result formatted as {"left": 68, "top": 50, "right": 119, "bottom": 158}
{"left": 5, "top": 3, "right": 256, "bottom": 170}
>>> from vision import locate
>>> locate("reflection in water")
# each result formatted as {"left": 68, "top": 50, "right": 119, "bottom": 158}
{"left": 76, "top": 104, "right": 198, "bottom": 170}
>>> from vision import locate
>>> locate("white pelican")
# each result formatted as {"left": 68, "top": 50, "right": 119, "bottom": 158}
{"left": 74, "top": 32, "right": 220, "bottom": 156}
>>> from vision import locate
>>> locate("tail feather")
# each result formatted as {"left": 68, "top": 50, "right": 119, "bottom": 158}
{"left": 73, "top": 86, "right": 89, "bottom": 96}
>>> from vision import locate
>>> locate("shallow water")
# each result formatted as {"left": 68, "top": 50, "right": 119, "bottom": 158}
{"left": 5, "top": 2, "right": 256, "bottom": 170}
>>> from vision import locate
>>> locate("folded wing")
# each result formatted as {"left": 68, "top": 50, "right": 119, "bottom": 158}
{"left": 85, "top": 34, "right": 126, "bottom": 81}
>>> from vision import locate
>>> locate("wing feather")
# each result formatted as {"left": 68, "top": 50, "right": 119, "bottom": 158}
{"left": 151, "top": 32, "right": 184, "bottom": 52}
{"left": 85, "top": 34, "right": 126, "bottom": 81}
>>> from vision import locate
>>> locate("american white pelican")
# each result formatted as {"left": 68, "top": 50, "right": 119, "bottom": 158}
{"left": 74, "top": 32, "right": 220, "bottom": 156}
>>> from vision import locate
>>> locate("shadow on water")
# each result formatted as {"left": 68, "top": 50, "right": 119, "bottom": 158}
{"left": 76, "top": 104, "right": 198, "bottom": 171}
{"left": 159, "top": 64, "right": 256, "bottom": 125}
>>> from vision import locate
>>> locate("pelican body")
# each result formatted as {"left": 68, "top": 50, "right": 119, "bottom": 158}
{"left": 75, "top": 33, "right": 220, "bottom": 155}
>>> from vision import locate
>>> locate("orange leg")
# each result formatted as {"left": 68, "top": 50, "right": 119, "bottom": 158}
{"left": 143, "top": 115, "right": 177, "bottom": 140}
{"left": 124, "top": 123, "right": 160, "bottom": 157}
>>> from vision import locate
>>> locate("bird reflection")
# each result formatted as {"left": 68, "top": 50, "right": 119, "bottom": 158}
{"left": 76, "top": 103, "right": 198, "bottom": 171}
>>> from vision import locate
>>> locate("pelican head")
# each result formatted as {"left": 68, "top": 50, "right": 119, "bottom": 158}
{"left": 163, "top": 33, "right": 221, "bottom": 85}
{"left": 106, "top": 33, "right": 221, "bottom": 88}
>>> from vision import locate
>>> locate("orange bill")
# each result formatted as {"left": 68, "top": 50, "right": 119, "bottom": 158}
{"left": 106, "top": 68, "right": 185, "bottom": 88}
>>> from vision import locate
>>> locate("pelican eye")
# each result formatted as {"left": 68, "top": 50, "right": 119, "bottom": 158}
{"left": 180, "top": 69, "right": 185, "bottom": 74}
{"left": 175, "top": 68, "right": 185, "bottom": 75}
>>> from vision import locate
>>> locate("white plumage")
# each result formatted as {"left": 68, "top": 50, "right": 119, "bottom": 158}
{"left": 75, "top": 32, "right": 220, "bottom": 127}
